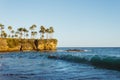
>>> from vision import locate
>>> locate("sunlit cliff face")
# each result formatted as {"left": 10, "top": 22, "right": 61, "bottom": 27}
{"left": 0, "top": 38, "right": 57, "bottom": 52}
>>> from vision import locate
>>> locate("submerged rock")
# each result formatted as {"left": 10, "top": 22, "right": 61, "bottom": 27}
{"left": 48, "top": 55, "right": 59, "bottom": 59}
{"left": 66, "top": 49, "right": 85, "bottom": 52}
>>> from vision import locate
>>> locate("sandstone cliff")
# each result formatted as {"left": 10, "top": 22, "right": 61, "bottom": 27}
{"left": 0, "top": 38, "right": 57, "bottom": 52}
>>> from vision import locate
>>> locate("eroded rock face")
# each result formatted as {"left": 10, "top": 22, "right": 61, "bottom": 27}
{"left": 0, "top": 38, "right": 57, "bottom": 52}
{"left": 37, "top": 39, "right": 57, "bottom": 51}
{"left": 0, "top": 38, "right": 8, "bottom": 51}
{"left": 21, "top": 39, "right": 36, "bottom": 51}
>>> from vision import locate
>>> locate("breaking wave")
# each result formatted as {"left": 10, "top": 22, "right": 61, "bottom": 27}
{"left": 48, "top": 54, "right": 120, "bottom": 71}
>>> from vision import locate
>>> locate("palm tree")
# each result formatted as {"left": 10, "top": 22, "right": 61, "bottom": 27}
{"left": 26, "top": 33, "right": 29, "bottom": 39}
{"left": 1, "top": 31, "right": 4, "bottom": 38}
{"left": 11, "top": 30, "right": 14, "bottom": 38}
{"left": 29, "top": 24, "right": 36, "bottom": 38}
{"left": 0, "top": 24, "right": 4, "bottom": 38}
{"left": 39, "top": 26, "right": 45, "bottom": 39}
{"left": 15, "top": 34, "right": 18, "bottom": 38}
{"left": 23, "top": 28, "right": 28, "bottom": 39}
{"left": 31, "top": 31, "right": 37, "bottom": 39}
{"left": 17, "top": 28, "right": 23, "bottom": 39}
{"left": 1, "top": 30, "right": 7, "bottom": 38}
{"left": 12, "top": 35, "right": 14, "bottom": 38}
{"left": 8, "top": 26, "right": 12, "bottom": 38}
{"left": 25, "top": 30, "right": 29, "bottom": 39}
{"left": 32, "top": 24, "right": 37, "bottom": 29}
{"left": 4, "top": 32, "right": 7, "bottom": 38}
{"left": 29, "top": 26, "right": 33, "bottom": 38}
{"left": 34, "top": 31, "right": 37, "bottom": 38}
{"left": 49, "top": 27, "right": 54, "bottom": 39}
{"left": 45, "top": 28, "right": 49, "bottom": 39}
{"left": 31, "top": 31, "right": 34, "bottom": 38}
{"left": 15, "top": 31, "right": 19, "bottom": 38}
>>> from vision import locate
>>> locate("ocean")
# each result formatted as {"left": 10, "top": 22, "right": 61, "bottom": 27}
{"left": 0, "top": 47, "right": 120, "bottom": 80}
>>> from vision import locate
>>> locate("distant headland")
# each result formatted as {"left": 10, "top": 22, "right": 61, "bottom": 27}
{"left": 0, "top": 23, "right": 57, "bottom": 52}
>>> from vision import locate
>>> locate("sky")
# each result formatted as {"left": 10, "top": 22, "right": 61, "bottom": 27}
{"left": 0, "top": 0, "right": 120, "bottom": 47}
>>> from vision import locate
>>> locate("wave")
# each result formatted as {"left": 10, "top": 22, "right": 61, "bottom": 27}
{"left": 90, "top": 56, "right": 120, "bottom": 70}
{"left": 48, "top": 54, "right": 120, "bottom": 71}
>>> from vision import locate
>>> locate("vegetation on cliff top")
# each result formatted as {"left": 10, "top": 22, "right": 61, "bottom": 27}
{"left": 0, "top": 23, "right": 55, "bottom": 39}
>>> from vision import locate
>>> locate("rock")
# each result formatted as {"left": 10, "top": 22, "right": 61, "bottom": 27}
{"left": 48, "top": 55, "right": 58, "bottom": 59}
{"left": 66, "top": 49, "right": 85, "bottom": 52}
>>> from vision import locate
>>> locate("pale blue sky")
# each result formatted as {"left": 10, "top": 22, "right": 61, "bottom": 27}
{"left": 0, "top": 0, "right": 120, "bottom": 47}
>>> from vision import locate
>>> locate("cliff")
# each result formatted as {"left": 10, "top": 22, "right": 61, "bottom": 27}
{"left": 0, "top": 38, "right": 57, "bottom": 52}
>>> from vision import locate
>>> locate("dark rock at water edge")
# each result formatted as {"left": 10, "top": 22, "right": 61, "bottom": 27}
{"left": 66, "top": 49, "right": 85, "bottom": 52}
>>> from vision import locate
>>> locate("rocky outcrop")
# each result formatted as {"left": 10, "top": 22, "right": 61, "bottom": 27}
{"left": 38, "top": 39, "right": 57, "bottom": 51}
{"left": 0, "top": 38, "right": 57, "bottom": 52}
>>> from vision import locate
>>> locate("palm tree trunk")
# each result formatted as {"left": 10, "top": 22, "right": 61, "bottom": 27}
{"left": 42, "top": 33, "right": 44, "bottom": 39}
{"left": 46, "top": 33, "right": 48, "bottom": 39}
{"left": 24, "top": 32, "right": 25, "bottom": 39}
{"left": 50, "top": 33, "right": 53, "bottom": 39}
{"left": 0, "top": 29, "right": 2, "bottom": 38}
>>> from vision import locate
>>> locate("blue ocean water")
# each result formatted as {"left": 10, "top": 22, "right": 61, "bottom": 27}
{"left": 0, "top": 47, "right": 120, "bottom": 80}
